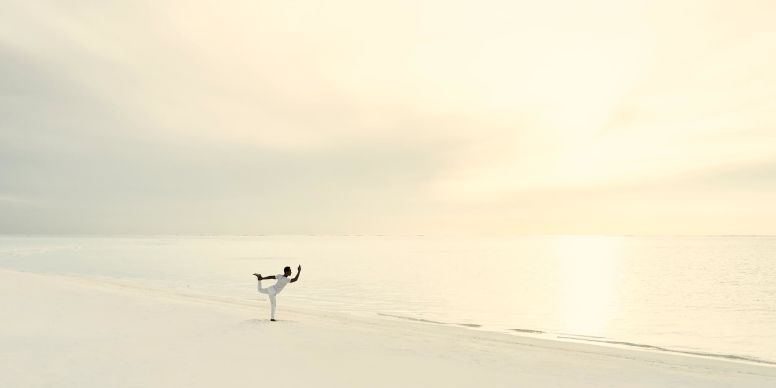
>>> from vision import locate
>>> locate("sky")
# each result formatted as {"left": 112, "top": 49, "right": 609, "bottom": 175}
{"left": 1, "top": 0, "right": 775, "bottom": 235}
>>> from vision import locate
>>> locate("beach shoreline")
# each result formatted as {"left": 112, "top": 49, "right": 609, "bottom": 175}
{"left": 2, "top": 269, "right": 775, "bottom": 387}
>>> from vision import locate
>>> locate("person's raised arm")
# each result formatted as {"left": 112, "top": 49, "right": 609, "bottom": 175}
{"left": 253, "top": 273, "right": 276, "bottom": 280}
{"left": 291, "top": 265, "right": 301, "bottom": 283}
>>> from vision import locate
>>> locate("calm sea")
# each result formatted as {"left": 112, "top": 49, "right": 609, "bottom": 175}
{"left": 2, "top": 235, "right": 775, "bottom": 364}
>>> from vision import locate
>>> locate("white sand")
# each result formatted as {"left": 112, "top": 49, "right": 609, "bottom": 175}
{"left": 2, "top": 269, "right": 775, "bottom": 387}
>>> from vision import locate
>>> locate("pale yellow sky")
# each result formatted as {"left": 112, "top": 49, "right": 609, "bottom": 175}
{"left": 1, "top": 0, "right": 775, "bottom": 234}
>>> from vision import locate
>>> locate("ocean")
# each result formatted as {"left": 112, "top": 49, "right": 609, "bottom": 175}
{"left": 2, "top": 235, "right": 775, "bottom": 364}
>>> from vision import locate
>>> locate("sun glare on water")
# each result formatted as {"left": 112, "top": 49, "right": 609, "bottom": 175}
{"left": 552, "top": 235, "right": 622, "bottom": 335}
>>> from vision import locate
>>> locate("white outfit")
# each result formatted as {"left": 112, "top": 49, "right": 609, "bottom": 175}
{"left": 257, "top": 274, "right": 290, "bottom": 320}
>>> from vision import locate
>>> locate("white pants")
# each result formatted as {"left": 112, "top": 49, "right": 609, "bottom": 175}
{"left": 257, "top": 281, "right": 277, "bottom": 320}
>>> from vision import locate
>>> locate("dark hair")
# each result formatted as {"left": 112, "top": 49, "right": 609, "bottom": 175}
{"left": 284, "top": 266, "right": 291, "bottom": 273}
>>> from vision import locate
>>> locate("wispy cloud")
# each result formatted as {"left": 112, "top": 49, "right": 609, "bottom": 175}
{"left": 0, "top": 194, "right": 31, "bottom": 204}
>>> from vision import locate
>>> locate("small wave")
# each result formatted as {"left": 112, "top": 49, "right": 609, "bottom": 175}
{"left": 555, "top": 332, "right": 605, "bottom": 339}
{"left": 557, "top": 336, "right": 776, "bottom": 366}
{"left": 510, "top": 328, "right": 544, "bottom": 334}
{"left": 377, "top": 313, "right": 448, "bottom": 325}
{"left": 377, "top": 313, "right": 482, "bottom": 328}
{"left": 375, "top": 313, "right": 776, "bottom": 366}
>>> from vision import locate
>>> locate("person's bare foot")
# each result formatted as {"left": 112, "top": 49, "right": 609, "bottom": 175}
{"left": 271, "top": 319, "right": 276, "bottom": 322}
{"left": 253, "top": 273, "right": 261, "bottom": 279}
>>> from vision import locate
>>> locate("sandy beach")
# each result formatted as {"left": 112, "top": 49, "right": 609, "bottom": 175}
{"left": 2, "top": 269, "right": 775, "bottom": 388}
{"left": 4, "top": 1, "right": 776, "bottom": 386}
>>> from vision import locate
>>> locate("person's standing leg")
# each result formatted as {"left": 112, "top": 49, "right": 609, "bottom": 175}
{"left": 269, "top": 292, "right": 277, "bottom": 321}
{"left": 255, "top": 276, "right": 274, "bottom": 319}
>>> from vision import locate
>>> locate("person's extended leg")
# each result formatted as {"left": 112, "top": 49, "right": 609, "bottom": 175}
{"left": 255, "top": 274, "right": 268, "bottom": 294}
{"left": 257, "top": 280, "right": 268, "bottom": 294}
{"left": 269, "top": 292, "right": 277, "bottom": 321}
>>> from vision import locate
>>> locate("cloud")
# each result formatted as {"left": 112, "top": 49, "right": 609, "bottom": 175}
{"left": 1, "top": 0, "right": 775, "bottom": 234}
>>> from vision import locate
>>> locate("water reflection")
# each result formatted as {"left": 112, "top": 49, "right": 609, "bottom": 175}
{"left": 552, "top": 235, "right": 622, "bottom": 336}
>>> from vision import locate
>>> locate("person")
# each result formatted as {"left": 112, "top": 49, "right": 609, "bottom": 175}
{"left": 253, "top": 265, "right": 301, "bottom": 321}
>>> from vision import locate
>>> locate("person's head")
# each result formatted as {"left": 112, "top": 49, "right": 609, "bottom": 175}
{"left": 283, "top": 266, "right": 292, "bottom": 276}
